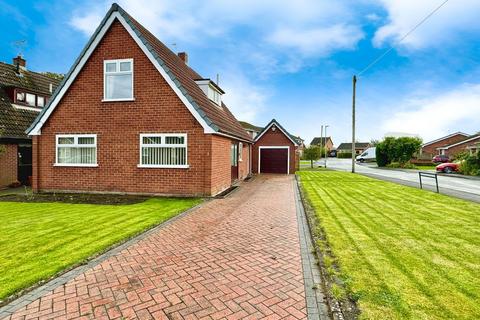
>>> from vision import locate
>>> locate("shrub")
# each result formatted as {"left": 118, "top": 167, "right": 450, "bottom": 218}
{"left": 376, "top": 137, "right": 423, "bottom": 167}
{"left": 459, "top": 154, "right": 480, "bottom": 176}
{"left": 337, "top": 152, "right": 353, "bottom": 159}
{"left": 386, "top": 161, "right": 417, "bottom": 169}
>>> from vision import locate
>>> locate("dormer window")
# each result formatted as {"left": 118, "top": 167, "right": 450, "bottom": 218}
{"left": 14, "top": 89, "right": 46, "bottom": 108}
{"left": 195, "top": 79, "right": 224, "bottom": 106}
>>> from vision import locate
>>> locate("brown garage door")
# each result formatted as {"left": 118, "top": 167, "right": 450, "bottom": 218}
{"left": 260, "top": 148, "right": 288, "bottom": 174}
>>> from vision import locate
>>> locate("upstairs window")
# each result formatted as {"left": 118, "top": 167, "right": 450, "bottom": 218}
{"left": 104, "top": 59, "right": 133, "bottom": 101}
{"left": 139, "top": 134, "right": 188, "bottom": 168}
{"left": 37, "top": 96, "right": 45, "bottom": 107}
{"left": 26, "top": 93, "right": 36, "bottom": 106}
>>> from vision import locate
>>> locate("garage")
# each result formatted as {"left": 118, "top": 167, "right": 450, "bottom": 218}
{"left": 259, "top": 147, "right": 289, "bottom": 174}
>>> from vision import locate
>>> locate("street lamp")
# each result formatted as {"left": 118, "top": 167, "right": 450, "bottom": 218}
{"left": 324, "top": 125, "right": 329, "bottom": 168}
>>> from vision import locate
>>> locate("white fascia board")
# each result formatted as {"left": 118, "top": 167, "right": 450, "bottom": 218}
{"left": 254, "top": 122, "right": 299, "bottom": 146}
{"left": 29, "top": 12, "right": 215, "bottom": 135}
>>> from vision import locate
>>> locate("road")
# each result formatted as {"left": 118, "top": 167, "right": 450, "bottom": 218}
{"left": 313, "top": 158, "right": 480, "bottom": 203}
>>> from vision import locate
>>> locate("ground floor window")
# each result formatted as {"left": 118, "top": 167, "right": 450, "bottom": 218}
{"left": 56, "top": 134, "right": 97, "bottom": 166}
{"left": 140, "top": 134, "right": 187, "bottom": 168}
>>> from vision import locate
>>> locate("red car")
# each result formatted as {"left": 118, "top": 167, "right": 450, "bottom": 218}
{"left": 436, "top": 162, "right": 459, "bottom": 174}
{"left": 432, "top": 154, "right": 450, "bottom": 163}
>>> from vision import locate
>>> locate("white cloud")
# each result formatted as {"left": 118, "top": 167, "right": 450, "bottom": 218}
{"left": 69, "top": 0, "right": 363, "bottom": 58}
{"left": 268, "top": 24, "right": 364, "bottom": 57}
{"left": 381, "top": 83, "right": 480, "bottom": 141}
{"left": 220, "top": 72, "right": 269, "bottom": 123}
{"left": 373, "top": 0, "right": 480, "bottom": 49}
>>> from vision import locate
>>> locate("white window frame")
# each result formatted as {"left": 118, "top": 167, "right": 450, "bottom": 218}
{"left": 55, "top": 134, "right": 98, "bottom": 167}
{"left": 238, "top": 142, "right": 243, "bottom": 161}
{"left": 103, "top": 58, "right": 134, "bottom": 102}
{"left": 138, "top": 133, "right": 189, "bottom": 169}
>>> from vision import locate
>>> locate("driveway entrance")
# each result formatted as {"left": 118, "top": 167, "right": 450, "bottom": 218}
{"left": 2, "top": 175, "right": 329, "bottom": 319}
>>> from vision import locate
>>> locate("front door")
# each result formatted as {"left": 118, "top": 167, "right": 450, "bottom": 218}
{"left": 18, "top": 145, "right": 32, "bottom": 185}
{"left": 231, "top": 142, "right": 238, "bottom": 182}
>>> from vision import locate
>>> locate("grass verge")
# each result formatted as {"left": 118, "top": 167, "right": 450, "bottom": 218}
{"left": 297, "top": 170, "right": 480, "bottom": 319}
{"left": 0, "top": 197, "right": 201, "bottom": 301}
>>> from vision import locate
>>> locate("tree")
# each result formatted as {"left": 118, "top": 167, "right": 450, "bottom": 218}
{"left": 303, "top": 146, "right": 321, "bottom": 168}
{"left": 376, "top": 137, "right": 422, "bottom": 167}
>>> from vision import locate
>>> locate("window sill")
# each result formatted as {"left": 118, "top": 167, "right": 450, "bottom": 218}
{"left": 101, "top": 98, "right": 135, "bottom": 102}
{"left": 137, "top": 164, "right": 189, "bottom": 169}
{"left": 54, "top": 163, "right": 98, "bottom": 167}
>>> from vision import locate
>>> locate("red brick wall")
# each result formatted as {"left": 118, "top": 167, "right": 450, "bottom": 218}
{"left": 252, "top": 127, "right": 296, "bottom": 174}
{"left": 421, "top": 134, "right": 468, "bottom": 157}
{"left": 34, "top": 20, "right": 239, "bottom": 196}
{"left": 209, "top": 136, "right": 251, "bottom": 195}
{"left": 445, "top": 137, "right": 480, "bottom": 157}
{"left": 0, "top": 144, "right": 17, "bottom": 188}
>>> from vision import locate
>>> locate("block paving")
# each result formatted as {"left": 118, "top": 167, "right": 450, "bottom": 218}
{"left": 2, "top": 175, "right": 320, "bottom": 319}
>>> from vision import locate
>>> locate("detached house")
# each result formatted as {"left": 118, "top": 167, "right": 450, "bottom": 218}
{"left": 27, "top": 4, "right": 252, "bottom": 196}
{"left": 0, "top": 56, "right": 60, "bottom": 188}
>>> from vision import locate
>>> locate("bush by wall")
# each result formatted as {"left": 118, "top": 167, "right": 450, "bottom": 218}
{"left": 337, "top": 152, "right": 353, "bottom": 159}
{"left": 459, "top": 153, "right": 480, "bottom": 176}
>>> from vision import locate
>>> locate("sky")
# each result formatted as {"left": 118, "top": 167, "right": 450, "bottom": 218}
{"left": 1, "top": 0, "right": 480, "bottom": 146}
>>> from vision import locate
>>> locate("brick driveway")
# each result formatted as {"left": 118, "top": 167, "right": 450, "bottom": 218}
{"left": 2, "top": 175, "right": 319, "bottom": 320}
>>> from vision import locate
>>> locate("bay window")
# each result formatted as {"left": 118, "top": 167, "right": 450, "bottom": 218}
{"left": 104, "top": 59, "right": 133, "bottom": 101}
{"left": 56, "top": 134, "right": 97, "bottom": 166}
{"left": 139, "top": 134, "right": 188, "bottom": 168}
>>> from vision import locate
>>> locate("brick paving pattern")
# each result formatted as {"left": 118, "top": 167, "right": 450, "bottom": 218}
{"left": 3, "top": 175, "right": 310, "bottom": 319}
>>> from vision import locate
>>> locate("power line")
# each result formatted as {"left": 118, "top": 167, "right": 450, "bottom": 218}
{"left": 358, "top": 0, "right": 450, "bottom": 77}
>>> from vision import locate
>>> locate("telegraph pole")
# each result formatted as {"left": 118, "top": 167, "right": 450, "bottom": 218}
{"left": 352, "top": 75, "right": 357, "bottom": 173}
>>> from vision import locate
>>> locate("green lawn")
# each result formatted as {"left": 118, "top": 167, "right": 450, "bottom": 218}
{"left": 298, "top": 170, "right": 480, "bottom": 320}
{"left": 0, "top": 198, "right": 200, "bottom": 300}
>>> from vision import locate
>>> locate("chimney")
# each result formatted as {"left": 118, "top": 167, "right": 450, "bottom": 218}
{"left": 177, "top": 52, "right": 188, "bottom": 64}
{"left": 13, "top": 55, "right": 26, "bottom": 70}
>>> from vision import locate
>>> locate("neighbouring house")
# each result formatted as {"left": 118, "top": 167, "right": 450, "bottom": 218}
{"left": 310, "top": 136, "right": 334, "bottom": 152}
{"left": 336, "top": 142, "right": 370, "bottom": 155}
{"left": 240, "top": 121, "right": 263, "bottom": 139}
{"left": 252, "top": 119, "right": 299, "bottom": 174}
{"left": 0, "top": 56, "right": 61, "bottom": 188}
{"left": 420, "top": 132, "right": 470, "bottom": 158}
{"left": 27, "top": 4, "right": 254, "bottom": 197}
{"left": 437, "top": 134, "right": 480, "bottom": 157}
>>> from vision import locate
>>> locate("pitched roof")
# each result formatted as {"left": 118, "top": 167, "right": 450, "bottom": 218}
{"left": 310, "top": 137, "right": 333, "bottom": 145}
{"left": 421, "top": 132, "right": 469, "bottom": 148}
{"left": 28, "top": 3, "right": 251, "bottom": 142}
{"left": 436, "top": 134, "right": 480, "bottom": 150}
{"left": 0, "top": 62, "right": 61, "bottom": 139}
{"left": 337, "top": 142, "right": 370, "bottom": 150}
{"left": 239, "top": 121, "right": 263, "bottom": 132}
{"left": 254, "top": 119, "right": 299, "bottom": 146}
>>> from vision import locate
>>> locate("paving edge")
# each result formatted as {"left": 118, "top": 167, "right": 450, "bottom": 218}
{"left": 0, "top": 200, "right": 207, "bottom": 319}
{"left": 293, "top": 179, "right": 332, "bottom": 320}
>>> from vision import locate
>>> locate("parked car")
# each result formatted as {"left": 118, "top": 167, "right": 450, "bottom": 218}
{"left": 436, "top": 162, "right": 459, "bottom": 174}
{"left": 432, "top": 154, "right": 450, "bottom": 163}
{"left": 356, "top": 147, "right": 376, "bottom": 163}
{"left": 328, "top": 150, "right": 337, "bottom": 157}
